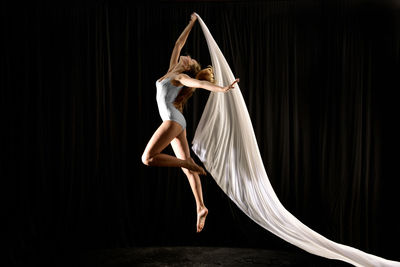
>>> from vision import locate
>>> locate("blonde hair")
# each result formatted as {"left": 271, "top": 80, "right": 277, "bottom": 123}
{"left": 174, "top": 65, "right": 215, "bottom": 113}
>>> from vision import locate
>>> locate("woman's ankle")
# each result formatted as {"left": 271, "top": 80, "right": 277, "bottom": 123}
{"left": 197, "top": 204, "right": 206, "bottom": 211}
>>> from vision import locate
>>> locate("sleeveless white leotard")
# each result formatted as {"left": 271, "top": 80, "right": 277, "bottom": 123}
{"left": 156, "top": 77, "right": 186, "bottom": 130}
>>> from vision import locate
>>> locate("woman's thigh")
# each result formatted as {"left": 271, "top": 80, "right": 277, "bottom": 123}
{"left": 143, "top": 120, "right": 184, "bottom": 157}
{"left": 170, "top": 129, "right": 191, "bottom": 160}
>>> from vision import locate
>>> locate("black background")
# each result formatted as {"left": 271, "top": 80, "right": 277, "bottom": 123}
{"left": 2, "top": 0, "right": 400, "bottom": 265}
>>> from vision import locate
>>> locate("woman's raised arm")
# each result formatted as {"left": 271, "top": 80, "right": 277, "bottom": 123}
{"left": 168, "top": 13, "right": 197, "bottom": 71}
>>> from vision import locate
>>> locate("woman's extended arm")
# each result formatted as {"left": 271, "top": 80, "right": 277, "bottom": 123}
{"left": 176, "top": 74, "right": 239, "bottom": 93}
{"left": 168, "top": 13, "right": 197, "bottom": 71}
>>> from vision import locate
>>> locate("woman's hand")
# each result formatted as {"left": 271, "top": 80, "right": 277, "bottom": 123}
{"left": 221, "top": 78, "right": 240, "bottom": 92}
{"left": 190, "top": 12, "right": 198, "bottom": 23}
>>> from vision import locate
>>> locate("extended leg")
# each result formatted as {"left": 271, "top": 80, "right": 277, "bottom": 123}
{"left": 170, "top": 129, "right": 208, "bottom": 233}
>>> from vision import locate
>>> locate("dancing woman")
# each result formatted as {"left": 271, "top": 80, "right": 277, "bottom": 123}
{"left": 141, "top": 13, "right": 239, "bottom": 233}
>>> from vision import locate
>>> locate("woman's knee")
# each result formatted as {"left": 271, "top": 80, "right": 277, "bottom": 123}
{"left": 141, "top": 151, "right": 153, "bottom": 166}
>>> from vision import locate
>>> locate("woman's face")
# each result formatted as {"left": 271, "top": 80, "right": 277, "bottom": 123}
{"left": 180, "top": 55, "right": 197, "bottom": 70}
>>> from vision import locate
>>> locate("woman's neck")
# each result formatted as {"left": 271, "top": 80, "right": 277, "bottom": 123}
{"left": 172, "top": 63, "right": 187, "bottom": 74}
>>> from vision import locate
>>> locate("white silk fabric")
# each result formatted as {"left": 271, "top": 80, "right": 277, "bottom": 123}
{"left": 191, "top": 13, "right": 400, "bottom": 267}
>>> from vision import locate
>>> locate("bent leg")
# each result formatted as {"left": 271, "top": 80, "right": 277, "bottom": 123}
{"left": 141, "top": 120, "right": 186, "bottom": 168}
{"left": 141, "top": 120, "right": 206, "bottom": 175}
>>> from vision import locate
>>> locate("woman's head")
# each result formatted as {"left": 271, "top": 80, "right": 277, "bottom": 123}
{"left": 174, "top": 65, "right": 215, "bottom": 113}
{"left": 196, "top": 66, "right": 215, "bottom": 84}
{"left": 179, "top": 55, "right": 201, "bottom": 76}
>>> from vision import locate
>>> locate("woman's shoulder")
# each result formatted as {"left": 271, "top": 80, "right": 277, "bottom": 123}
{"left": 157, "top": 72, "right": 175, "bottom": 82}
{"left": 157, "top": 72, "right": 185, "bottom": 87}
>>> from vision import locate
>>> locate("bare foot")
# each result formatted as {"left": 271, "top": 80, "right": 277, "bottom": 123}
{"left": 196, "top": 206, "right": 208, "bottom": 233}
{"left": 184, "top": 158, "right": 207, "bottom": 175}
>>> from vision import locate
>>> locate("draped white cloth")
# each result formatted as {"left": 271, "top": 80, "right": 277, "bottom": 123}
{"left": 191, "top": 13, "right": 400, "bottom": 267}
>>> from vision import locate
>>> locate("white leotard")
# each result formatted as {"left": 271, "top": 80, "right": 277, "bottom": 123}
{"left": 156, "top": 77, "right": 186, "bottom": 130}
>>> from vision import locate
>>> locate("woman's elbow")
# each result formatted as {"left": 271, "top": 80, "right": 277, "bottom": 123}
{"left": 174, "top": 41, "right": 184, "bottom": 49}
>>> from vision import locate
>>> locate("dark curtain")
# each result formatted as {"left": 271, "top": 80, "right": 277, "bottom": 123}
{"left": 3, "top": 0, "right": 399, "bottom": 265}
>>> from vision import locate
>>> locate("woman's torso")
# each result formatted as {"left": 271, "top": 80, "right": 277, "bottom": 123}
{"left": 156, "top": 75, "right": 183, "bottom": 105}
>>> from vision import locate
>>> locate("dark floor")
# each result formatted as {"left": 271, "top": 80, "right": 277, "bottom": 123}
{"left": 59, "top": 246, "right": 352, "bottom": 267}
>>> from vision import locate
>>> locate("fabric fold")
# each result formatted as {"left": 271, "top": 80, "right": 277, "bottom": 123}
{"left": 191, "top": 13, "right": 400, "bottom": 267}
